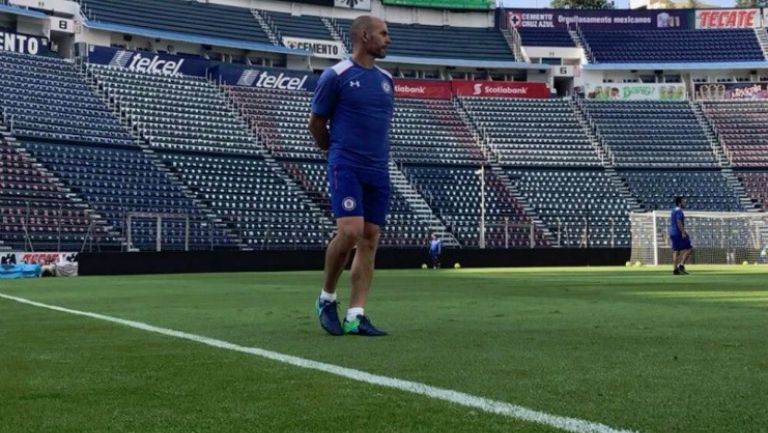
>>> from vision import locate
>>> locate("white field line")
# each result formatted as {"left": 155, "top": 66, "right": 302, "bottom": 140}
{"left": 0, "top": 292, "right": 640, "bottom": 433}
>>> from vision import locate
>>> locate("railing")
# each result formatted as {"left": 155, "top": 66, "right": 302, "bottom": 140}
{"left": 0, "top": 198, "right": 103, "bottom": 252}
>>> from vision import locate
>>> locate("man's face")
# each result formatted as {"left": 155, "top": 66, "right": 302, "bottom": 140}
{"left": 364, "top": 19, "right": 390, "bottom": 59}
{"left": 680, "top": 198, "right": 687, "bottom": 208}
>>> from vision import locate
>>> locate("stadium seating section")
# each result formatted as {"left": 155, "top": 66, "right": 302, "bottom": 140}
{"left": 81, "top": 0, "right": 271, "bottom": 44}
{"left": 584, "top": 101, "right": 718, "bottom": 168}
{"left": 402, "top": 166, "right": 547, "bottom": 247}
{"left": 619, "top": 171, "right": 743, "bottom": 211}
{"left": 261, "top": 11, "right": 333, "bottom": 40}
{"left": 2, "top": 6, "right": 766, "bottom": 252}
{"left": 581, "top": 29, "right": 764, "bottom": 63}
{"left": 87, "top": 64, "right": 333, "bottom": 249}
{"left": 507, "top": 169, "right": 631, "bottom": 247}
{"left": 0, "top": 51, "right": 231, "bottom": 251}
{"left": 335, "top": 19, "right": 515, "bottom": 61}
{"left": 701, "top": 100, "right": 768, "bottom": 167}
{"left": 461, "top": 98, "right": 600, "bottom": 167}
{"left": 736, "top": 172, "right": 768, "bottom": 211}
{"left": 517, "top": 27, "right": 576, "bottom": 47}
{"left": 226, "top": 86, "right": 452, "bottom": 247}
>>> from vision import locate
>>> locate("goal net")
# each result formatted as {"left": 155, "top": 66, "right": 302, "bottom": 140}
{"left": 630, "top": 211, "right": 768, "bottom": 265}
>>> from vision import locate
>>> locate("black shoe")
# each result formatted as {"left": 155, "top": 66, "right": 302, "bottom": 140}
{"left": 316, "top": 297, "right": 343, "bottom": 336}
{"left": 678, "top": 265, "right": 689, "bottom": 275}
{"left": 673, "top": 269, "right": 681, "bottom": 275}
{"left": 343, "top": 315, "right": 388, "bottom": 336}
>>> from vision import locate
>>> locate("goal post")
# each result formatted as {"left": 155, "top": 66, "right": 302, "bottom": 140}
{"left": 630, "top": 211, "right": 768, "bottom": 265}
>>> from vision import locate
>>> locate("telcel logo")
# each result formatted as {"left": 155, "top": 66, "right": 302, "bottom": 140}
{"left": 128, "top": 53, "right": 185, "bottom": 76}
{"left": 255, "top": 71, "right": 308, "bottom": 90}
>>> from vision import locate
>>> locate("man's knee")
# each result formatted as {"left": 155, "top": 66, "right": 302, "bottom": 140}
{"left": 357, "top": 224, "right": 381, "bottom": 250}
{"left": 336, "top": 219, "right": 365, "bottom": 246}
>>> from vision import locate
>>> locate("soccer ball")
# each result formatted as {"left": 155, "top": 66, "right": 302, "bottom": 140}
{"left": 454, "top": 263, "right": 461, "bottom": 269}
{"left": 421, "top": 263, "right": 428, "bottom": 269}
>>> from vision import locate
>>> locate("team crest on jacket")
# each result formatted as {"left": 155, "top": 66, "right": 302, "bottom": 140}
{"left": 381, "top": 80, "right": 392, "bottom": 94}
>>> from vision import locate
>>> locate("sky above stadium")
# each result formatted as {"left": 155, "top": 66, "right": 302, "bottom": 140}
{"left": 500, "top": 0, "right": 735, "bottom": 8}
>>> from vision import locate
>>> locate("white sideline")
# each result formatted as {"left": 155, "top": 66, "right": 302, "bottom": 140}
{"left": 0, "top": 292, "right": 639, "bottom": 433}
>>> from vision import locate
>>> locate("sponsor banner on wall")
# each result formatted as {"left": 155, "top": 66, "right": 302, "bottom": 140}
{"left": 451, "top": 80, "right": 550, "bottom": 98}
{"left": 696, "top": 9, "right": 760, "bottom": 29}
{"left": 503, "top": 8, "right": 690, "bottom": 30}
{"left": 585, "top": 83, "right": 686, "bottom": 101}
{"left": 1, "top": 251, "right": 78, "bottom": 266}
{"left": 212, "top": 63, "right": 319, "bottom": 92}
{"left": 282, "top": 37, "right": 346, "bottom": 59}
{"left": 394, "top": 79, "right": 452, "bottom": 99}
{"left": 334, "top": 0, "right": 372, "bottom": 11}
{"left": 87, "top": 45, "right": 208, "bottom": 77}
{"left": 695, "top": 82, "right": 768, "bottom": 100}
{"left": 0, "top": 29, "right": 49, "bottom": 55}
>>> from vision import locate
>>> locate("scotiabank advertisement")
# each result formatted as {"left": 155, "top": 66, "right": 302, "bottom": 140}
{"left": 451, "top": 80, "right": 550, "bottom": 98}
{"left": 395, "top": 79, "right": 549, "bottom": 99}
{"left": 394, "top": 79, "right": 452, "bottom": 99}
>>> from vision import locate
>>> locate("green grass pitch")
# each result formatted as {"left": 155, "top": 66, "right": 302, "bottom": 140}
{"left": 1, "top": 265, "right": 767, "bottom": 433}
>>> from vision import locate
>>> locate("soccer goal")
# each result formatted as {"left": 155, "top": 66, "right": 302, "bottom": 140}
{"left": 630, "top": 211, "right": 768, "bottom": 265}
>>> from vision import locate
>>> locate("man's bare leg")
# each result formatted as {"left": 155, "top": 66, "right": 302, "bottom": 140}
{"left": 322, "top": 217, "right": 364, "bottom": 293}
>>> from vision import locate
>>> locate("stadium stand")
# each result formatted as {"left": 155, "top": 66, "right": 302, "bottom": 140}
{"left": 460, "top": 98, "right": 601, "bottom": 167}
{"left": 701, "top": 100, "right": 768, "bottom": 167}
{"left": 620, "top": 171, "right": 743, "bottom": 211}
{"left": 516, "top": 27, "right": 576, "bottom": 47}
{"left": 226, "top": 85, "right": 451, "bottom": 247}
{"left": 583, "top": 101, "right": 718, "bottom": 168}
{"left": 402, "top": 166, "right": 548, "bottom": 247}
{"left": 391, "top": 98, "right": 485, "bottom": 165}
{"left": 583, "top": 100, "right": 743, "bottom": 212}
{"left": 87, "top": 65, "right": 332, "bottom": 249}
{"left": 260, "top": 11, "right": 334, "bottom": 40}
{"left": 581, "top": 29, "right": 764, "bottom": 63}
{"left": 0, "top": 138, "right": 99, "bottom": 251}
{"left": 507, "top": 169, "right": 632, "bottom": 247}
{"left": 0, "top": 51, "right": 228, "bottom": 250}
{"left": 736, "top": 172, "right": 768, "bottom": 211}
{"left": 334, "top": 19, "right": 515, "bottom": 61}
{"left": 80, "top": 0, "right": 271, "bottom": 44}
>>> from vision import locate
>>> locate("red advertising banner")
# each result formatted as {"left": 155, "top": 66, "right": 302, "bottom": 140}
{"left": 394, "top": 79, "right": 452, "bottom": 99}
{"left": 450, "top": 80, "right": 550, "bottom": 98}
{"left": 695, "top": 9, "right": 760, "bottom": 29}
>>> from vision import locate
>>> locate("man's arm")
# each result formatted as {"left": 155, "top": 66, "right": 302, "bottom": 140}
{"left": 308, "top": 113, "right": 330, "bottom": 151}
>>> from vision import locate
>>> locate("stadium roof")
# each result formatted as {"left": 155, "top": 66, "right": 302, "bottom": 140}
{"left": 380, "top": 54, "right": 543, "bottom": 69}
{"left": 0, "top": 3, "right": 48, "bottom": 19}
{"left": 85, "top": 20, "right": 310, "bottom": 56}
{"left": 583, "top": 61, "right": 768, "bottom": 71}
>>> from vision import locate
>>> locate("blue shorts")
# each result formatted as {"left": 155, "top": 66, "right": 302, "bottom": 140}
{"left": 670, "top": 234, "right": 692, "bottom": 251}
{"left": 327, "top": 164, "right": 390, "bottom": 227}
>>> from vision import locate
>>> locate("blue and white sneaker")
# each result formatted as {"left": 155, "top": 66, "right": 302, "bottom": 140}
{"left": 316, "top": 297, "right": 343, "bottom": 336}
{"left": 343, "top": 315, "right": 388, "bottom": 337}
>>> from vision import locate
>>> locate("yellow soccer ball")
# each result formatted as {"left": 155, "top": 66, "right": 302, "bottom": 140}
{"left": 454, "top": 263, "right": 461, "bottom": 269}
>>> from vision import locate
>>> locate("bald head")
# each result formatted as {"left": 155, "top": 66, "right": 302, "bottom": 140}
{"left": 349, "top": 15, "right": 390, "bottom": 60}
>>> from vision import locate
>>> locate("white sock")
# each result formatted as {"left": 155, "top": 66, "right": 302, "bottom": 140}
{"left": 346, "top": 307, "right": 364, "bottom": 321}
{"left": 319, "top": 290, "right": 336, "bottom": 302}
